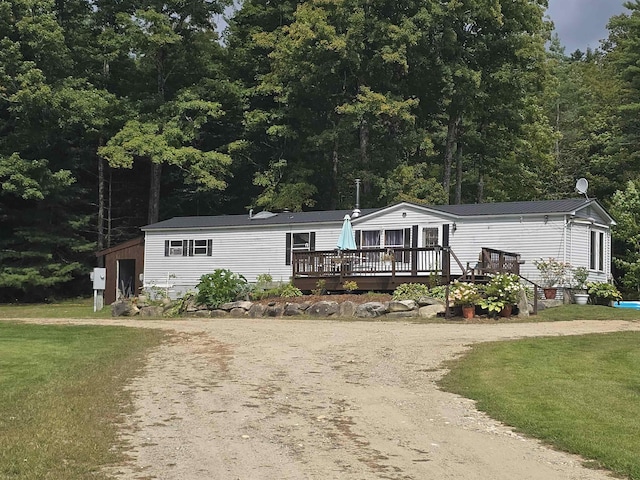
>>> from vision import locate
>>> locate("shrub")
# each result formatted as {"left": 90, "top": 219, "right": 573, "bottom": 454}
{"left": 278, "top": 283, "right": 303, "bottom": 297}
{"left": 450, "top": 281, "right": 481, "bottom": 306}
{"left": 479, "top": 273, "right": 521, "bottom": 314}
{"left": 392, "top": 283, "right": 430, "bottom": 302}
{"left": 195, "top": 269, "right": 248, "bottom": 308}
{"left": 534, "top": 257, "right": 570, "bottom": 287}
{"left": 342, "top": 280, "right": 359, "bottom": 292}
{"left": 586, "top": 281, "right": 622, "bottom": 304}
{"left": 312, "top": 279, "right": 327, "bottom": 296}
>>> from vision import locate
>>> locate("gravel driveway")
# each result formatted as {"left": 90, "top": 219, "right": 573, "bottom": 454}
{"left": 37, "top": 317, "right": 640, "bottom": 479}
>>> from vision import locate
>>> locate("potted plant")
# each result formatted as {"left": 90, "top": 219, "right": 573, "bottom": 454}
{"left": 478, "top": 273, "right": 521, "bottom": 317}
{"left": 533, "top": 257, "right": 570, "bottom": 299}
{"left": 450, "top": 281, "right": 481, "bottom": 318}
{"left": 586, "top": 281, "right": 622, "bottom": 306}
{"left": 572, "top": 266, "right": 590, "bottom": 305}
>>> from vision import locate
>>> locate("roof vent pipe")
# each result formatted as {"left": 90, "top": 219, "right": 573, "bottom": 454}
{"left": 352, "top": 178, "right": 361, "bottom": 218}
{"left": 249, "top": 208, "right": 253, "bottom": 219}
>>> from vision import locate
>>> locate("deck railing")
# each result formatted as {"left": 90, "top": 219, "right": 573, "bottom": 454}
{"left": 479, "top": 247, "right": 522, "bottom": 275}
{"left": 293, "top": 247, "right": 449, "bottom": 280}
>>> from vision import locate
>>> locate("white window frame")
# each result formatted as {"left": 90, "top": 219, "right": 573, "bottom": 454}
{"left": 590, "top": 229, "right": 605, "bottom": 272}
{"left": 168, "top": 240, "right": 184, "bottom": 256}
{"left": 193, "top": 239, "right": 208, "bottom": 256}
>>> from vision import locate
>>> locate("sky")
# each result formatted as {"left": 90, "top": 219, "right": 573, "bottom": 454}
{"left": 546, "top": 0, "right": 628, "bottom": 53}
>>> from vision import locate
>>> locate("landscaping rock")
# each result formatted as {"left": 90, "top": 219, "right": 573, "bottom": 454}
{"left": 419, "top": 304, "right": 445, "bottom": 318}
{"left": 248, "top": 304, "right": 265, "bottom": 318}
{"left": 388, "top": 300, "right": 417, "bottom": 312}
{"left": 111, "top": 300, "right": 139, "bottom": 317}
{"left": 139, "top": 306, "right": 164, "bottom": 317}
{"left": 516, "top": 289, "right": 529, "bottom": 318}
{"left": 229, "top": 307, "right": 247, "bottom": 317}
{"left": 193, "top": 310, "right": 213, "bottom": 318}
{"left": 284, "top": 303, "right": 304, "bottom": 316}
{"left": 209, "top": 309, "right": 227, "bottom": 317}
{"left": 307, "top": 301, "right": 340, "bottom": 317}
{"left": 417, "top": 296, "right": 445, "bottom": 307}
{"left": 264, "top": 304, "right": 284, "bottom": 317}
{"left": 220, "top": 301, "right": 253, "bottom": 311}
{"left": 339, "top": 301, "right": 356, "bottom": 317}
{"left": 355, "top": 302, "right": 388, "bottom": 318}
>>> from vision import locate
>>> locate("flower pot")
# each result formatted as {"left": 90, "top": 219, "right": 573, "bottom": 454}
{"left": 543, "top": 287, "right": 556, "bottom": 299}
{"left": 574, "top": 293, "right": 589, "bottom": 305}
{"left": 499, "top": 304, "right": 513, "bottom": 318}
{"left": 462, "top": 305, "right": 475, "bottom": 319}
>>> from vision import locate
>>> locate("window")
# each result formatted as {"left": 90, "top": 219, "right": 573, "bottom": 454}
{"left": 286, "top": 232, "right": 315, "bottom": 265}
{"left": 193, "top": 239, "right": 208, "bottom": 256}
{"left": 167, "top": 240, "right": 184, "bottom": 256}
{"left": 590, "top": 230, "right": 605, "bottom": 271}
{"left": 423, "top": 227, "right": 439, "bottom": 247}
{"left": 361, "top": 230, "right": 381, "bottom": 248}
{"left": 384, "top": 229, "right": 404, "bottom": 248}
{"left": 292, "top": 233, "right": 310, "bottom": 251}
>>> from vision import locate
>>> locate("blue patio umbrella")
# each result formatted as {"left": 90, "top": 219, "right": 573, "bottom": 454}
{"left": 337, "top": 214, "right": 357, "bottom": 250}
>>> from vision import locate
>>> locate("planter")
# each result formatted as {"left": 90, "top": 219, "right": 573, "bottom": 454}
{"left": 574, "top": 293, "right": 589, "bottom": 305}
{"left": 499, "top": 304, "right": 513, "bottom": 318}
{"left": 543, "top": 287, "right": 557, "bottom": 299}
{"left": 462, "top": 305, "right": 475, "bottom": 319}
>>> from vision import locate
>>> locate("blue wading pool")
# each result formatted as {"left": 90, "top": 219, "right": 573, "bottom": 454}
{"left": 613, "top": 301, "right": 640, "bottom": 310}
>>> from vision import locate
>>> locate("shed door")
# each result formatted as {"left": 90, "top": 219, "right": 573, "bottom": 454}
{"left": 117, "top": 259, "right": 136, "bottom": 299}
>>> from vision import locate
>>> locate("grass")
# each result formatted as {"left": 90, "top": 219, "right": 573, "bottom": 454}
{"left": 0, "top": 322, "right": 165, "bottom": 479}
{"left": 0, "top": 297, "right": 113, "bottom": 319}
{"left": 440, "top": 331, "right": 640, "bottom": 479}
{"left": 536, "top": 304, "right": 640, "bottom": 322}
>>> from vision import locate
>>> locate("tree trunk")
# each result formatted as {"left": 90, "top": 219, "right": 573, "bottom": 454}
{"left": 148, "top": 162, "right": 162, "bottom": 224}
{"left": 443, "top": 112, "right": 461, "bottom": 204}
{"left": 329, "top": 142, "right": 339, "bottom": 210}
{"left": 455, "top": 142, "right": 463, "bottom": 205}
{"left": 477, "top": 167, "right": 485, "bottom": 204}
{"left": 107, "top": 169, "right": 112, "bottom": 248}
{"left": 97, "top": 142, "right": 105, "bottom": 267}
{"left": 359, "top": 118, "right": 371, "bottom": 199}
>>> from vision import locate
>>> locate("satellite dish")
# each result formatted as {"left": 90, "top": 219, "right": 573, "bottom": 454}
{"left": 575, "top": 178, "right": 589, "bottom": 198}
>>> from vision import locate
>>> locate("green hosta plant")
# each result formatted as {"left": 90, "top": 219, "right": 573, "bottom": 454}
{"left": 392, "top": 283, "right": 430, "bottom": 302}
{"left": 196, "top": 269, "right": 248, "bottom": 308}
{"left": 586, "top": 282, "right": 622, "bottom": 303}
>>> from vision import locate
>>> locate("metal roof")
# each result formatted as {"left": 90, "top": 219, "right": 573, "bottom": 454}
{"left": 142, "top": 208, "right": 382, "bottom": 230}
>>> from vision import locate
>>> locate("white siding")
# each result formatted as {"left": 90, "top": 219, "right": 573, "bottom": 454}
{"left": 143, "top": 223, "right": 344, "bottom": 296}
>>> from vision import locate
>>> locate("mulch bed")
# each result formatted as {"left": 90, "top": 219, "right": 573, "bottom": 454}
{"left": 251, "top": 293, "right": 392, "bottom": 306}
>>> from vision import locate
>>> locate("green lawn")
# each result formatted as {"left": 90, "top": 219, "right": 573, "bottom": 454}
{"left": 0, "top": 297, "right": 113, "bottom": 319}
{"left": 440, "top": 331, "right": 640, "bottom": 479}
{"left": 0, "top": 322, "right": 165, "bottom": 479}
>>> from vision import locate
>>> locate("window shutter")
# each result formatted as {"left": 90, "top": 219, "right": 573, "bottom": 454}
{"left": 285, "top": 233, "right": 292, "bottom": 266}
{"left": 442, "top": 224, "right": 450, "bottom": 247}
{"left": 403, "top": 228, "right": 411, "bottom": 263}
{"left": 309, "top": 232, "right": 316, "bottom": 251}
{"left": 207, "top": 239, "right": 212, "bottom": 256}
{"left": 411, "top": 225, "right": 418, "bottom": 248}
{"left": 411, "top": 225, "right": 418, "bottom": 273}
{"left": 355, "top": 230, "right": 361, "bottom": 249}
{"left": 188, "top": 240, "right": 194, "bottom": 256}
{"left": 182, "top": 239, "right": 188, "bottom": 256}
{"left": 164, "top": 240, "right": 169, "bottom": 256}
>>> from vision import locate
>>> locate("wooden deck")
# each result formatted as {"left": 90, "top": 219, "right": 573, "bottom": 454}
{"left": 292, "top": 247, "right": 451, "bottom": 291}
{"left": 292, "top": 246, "right": 522, "bottom": 292}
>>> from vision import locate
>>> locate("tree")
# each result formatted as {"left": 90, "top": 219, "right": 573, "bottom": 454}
{"left": 610, "top": 180, "right": 640, "bottom": 294}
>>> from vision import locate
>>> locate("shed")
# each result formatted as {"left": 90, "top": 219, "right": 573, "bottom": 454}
{"left": 95, "top": 237, "right": 145, "bottom": 305}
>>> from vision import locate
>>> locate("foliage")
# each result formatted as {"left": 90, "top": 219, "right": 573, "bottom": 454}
{"left": 392, "top": 283, "right": 430, "bottom": 303}
{"left": 572, "top": 267, "right": 590, "bottom": 290}
{"left": 195, "top": 269, "right": 248, "bottom": 308}
{"left": 312, "top": 279, "right": 327, "bottom": 296}
{"left": 278, "top": 283, "right": 303, "bottom": 298}
{"left": 450, "top": 282, "right": 481, "bottom": 307}
{"left": 440, "top": 332, "right": 640, "bottom": 480}
{"left": 479, "top": 274, "right": 521, "bottom": 314}
{"left": 428, "top": 285, "right": 448, "bottom": 301}
{"left": 610, "top": 180, "right": 640, "bottom": 294}
{"left": 533, "top": 257, "right": 571, "bottom": 287}
{"left": 586, "top": 282, "right": 622, "bottom": 303}
{"left": 342, "top": 281, "right": 358, "bottom": 293}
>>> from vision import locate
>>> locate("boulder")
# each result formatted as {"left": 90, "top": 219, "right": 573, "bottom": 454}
{"left": 307, "top": 301, "right": 340, "bottom": 317}
{"left": 220, "top": 301, "right": 253, "bottom": 311}
{"left": 388, "top": 300, "right": 417, "bottom": 312}
{"left": 417, "top": 296, "right": 445, "bottom": 307}
{"left": 229, "top": 307, "right": 247, "bottom": 317}
{"left": 192, "top": 310, "right": 213, "bottom": 318}
{"left": 516, "top": 289, "right": 529, "bottom": 318}
{"left": 209, "top": 309, "right": 227, "bottom": 317}
{"left": 339, "top": 301, "right": 357, "bottom": 317}
{"left": 264, "top": 304, "right": 284, "bottom": 317}
{"left": 419, "top": 304, "right": 445, "bottom": 318}
{"left": 355, "top": 302, "right": 388, "bottom": 318}
{"left": 284, "top": 303, "right": 303, "bottom": 316}
{"left": 111, "top": 300, "right": 139, "bottom": 317}
{"left": 139, "top": 306, "right": 164, "bottom": 317}
{"left": 248, "top": 304, "right": 266, "bottom": 318}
